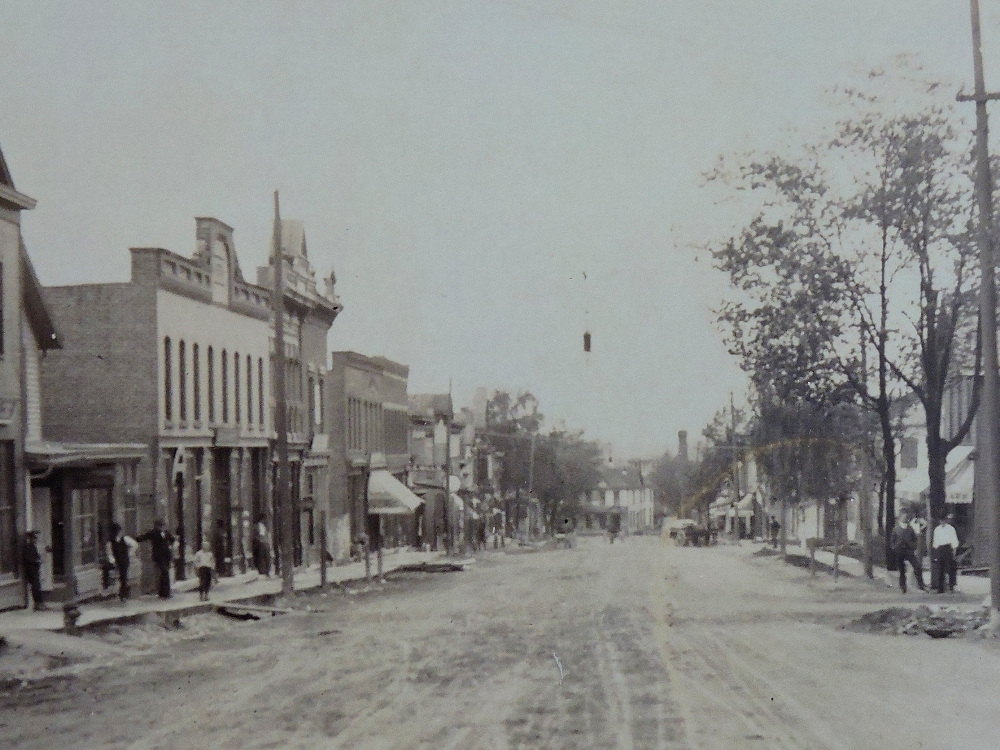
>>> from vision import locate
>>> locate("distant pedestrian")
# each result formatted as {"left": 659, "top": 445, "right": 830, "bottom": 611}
{"left": 22, "top": 530, "right": 46, "bottom": 611}
{"left": 253, "top": 516, "right": 271, "bottom": 577}
{"left": 769, "top": 516, "right": 781, "bottom": 548}
{"left": 890, "top": 514, "right": 925, "bottom": 594}
{"left": 191, "top": 543, "right": 215, "bottom": 601}
{"left": 106, "top": 522, "right": 138, "bottom": 602}
{"left": 932, "top": 514, "right": 959, "bottom": 594}
{"left": 138, "top": 519, "right": 174, "bottom": 599}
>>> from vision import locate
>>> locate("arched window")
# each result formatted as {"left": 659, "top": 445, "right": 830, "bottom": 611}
{"left": 247, "top": 354, "right": 253, "bottom": 425}
{"left": 221, "top": 349, "right": 229, "bottom": 423}
{"left": 163, "top": 337, "right": 172, "bottom": 422}
{"left": 178, "top": 340, "right": 187, "bottom": 422}
{"left": 258, "top": 358, "right": 265, "bottom": 427}
{"left": 207, "top": 346, "right": 215, "bottom": 423}
{"left": 234, "top": 351, "right": 241, "bottom": 423}
{"left": 192, "top": 344, "right": 201, "bottom": 423}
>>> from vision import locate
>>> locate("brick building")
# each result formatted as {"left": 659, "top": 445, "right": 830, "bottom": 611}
{"left": 326, "top": 352, "right": 419, "bottom": 561}
{"left": 41, "top": 218, "right": 273, "bottom": 591}
{"left": 255, "top": 220, "right": 341, "bottom": 567}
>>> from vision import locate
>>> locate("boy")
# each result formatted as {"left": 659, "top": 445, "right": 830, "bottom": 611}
{"left": 191, "top": 542, "right": 215, "bottom": 602}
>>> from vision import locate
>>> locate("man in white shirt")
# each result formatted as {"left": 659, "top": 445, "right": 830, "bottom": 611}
{"left": 932, "top": 514, "right": 960, "bottom": 594}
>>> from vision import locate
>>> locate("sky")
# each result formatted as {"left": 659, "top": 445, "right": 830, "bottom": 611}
{"left": 1, "top": 1, "right": 998, "bottom": 458}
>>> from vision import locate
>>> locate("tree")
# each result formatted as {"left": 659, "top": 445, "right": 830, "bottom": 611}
{"left": 709, "top": 90, "right": 981, "bottom": 566}
{"left": 532, "top": 430, "right": 603, "bottom": 535}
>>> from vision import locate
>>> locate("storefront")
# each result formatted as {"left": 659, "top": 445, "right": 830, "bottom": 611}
{"left": 26, "top": 442, "right": 146, "bottom": 602}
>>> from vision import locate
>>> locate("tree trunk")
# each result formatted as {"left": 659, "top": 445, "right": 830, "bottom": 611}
{"left": 779, "top": 495, "right": 788, "bottom": 559}
{"left": 879, "top": 403, "right": 898, "bottom": 571}
{"left": 925, "top": 416, "right": 947, "bottom": 523}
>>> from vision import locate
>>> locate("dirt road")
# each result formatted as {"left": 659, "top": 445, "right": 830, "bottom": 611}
{"left": 4, "top": 536, "right": 1000, "bottom": 749}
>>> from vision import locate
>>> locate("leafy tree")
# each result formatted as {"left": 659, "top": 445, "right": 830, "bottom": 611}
{"left": 709, "top": 90, "right": 981, "bottom": 564}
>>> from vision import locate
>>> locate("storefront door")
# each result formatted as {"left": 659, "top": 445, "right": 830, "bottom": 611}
{"left": 30, "top": 487, "right": 53, "bottom": 590}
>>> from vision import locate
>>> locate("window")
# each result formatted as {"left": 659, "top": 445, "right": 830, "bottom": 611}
{"left": 308, "top": 375, "right": 316, "bottom": 432}
{"left": 318, "top": 377, "right": 324, "bottom": 431}
{"left": 178, "top": 340, "right": 187, "bottom": 422}
{"left": 0, "top": 442, "right": 15, "bottom": 575}
{"left": 192, "top": 344, "right": 201, "bottom": 423}
{"left": 900, "top": 437, "right": 919, "bottom": 470}
{"left": 122, "top": 463, "right": 138, "bottom": 537}
{"left": 207, "top": 346, "right": 215, "bottom": 424}
{"left": 0, "top": 262, "right": 4, "bottom": 358}
{"left": 247, "top": 355, "right": 253, "bottom": 425}
{"left": 164, "top": 337, "right": 172, "bottom": 421}
{"left": 258, "top": 358, "right": 265, "bottom": 427}
{"left": 221, "top": 349, "right": 228, "bottom": 423}
{"left": 74, "top": 489, "right": 97, "bottom": 566}
{"left": 234, "top": 351, "right": 241, "bottom": 424}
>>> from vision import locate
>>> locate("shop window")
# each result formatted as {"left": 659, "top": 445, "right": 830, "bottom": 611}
{"left": 0, "top": 442, "right": 15, "bottom": 575}
{"left": 74, "top": 489, "right": 97, "bottom": 566}
{"left": 122, "top": 464, "right": 138, "bottom": 537}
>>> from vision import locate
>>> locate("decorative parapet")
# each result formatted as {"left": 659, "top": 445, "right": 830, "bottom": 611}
{"left": 157, "top": 251, "right": 213, "bottom": 303}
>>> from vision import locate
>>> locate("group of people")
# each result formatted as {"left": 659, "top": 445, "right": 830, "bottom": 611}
{"left": 21, "top": 515, "right": 274, "bottom": 610}
{"left": 891, "top": 512, "right": 961, "bottom": 594}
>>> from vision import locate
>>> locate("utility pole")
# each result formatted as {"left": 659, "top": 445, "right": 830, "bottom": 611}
{"left": 270, "top": 191, "right": 294, "bottom": 596}
{"left": 959, "top": 0, "right": 1000, "bottom": 631}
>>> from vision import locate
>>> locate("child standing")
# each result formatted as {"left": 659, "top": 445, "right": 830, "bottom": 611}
{"left": 191, "top": 543, "right": 215, "bottom": 602}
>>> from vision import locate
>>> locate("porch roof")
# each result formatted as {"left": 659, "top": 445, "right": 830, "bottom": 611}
{"left": 26, "top": 441, "right": 147, "bottom": 470}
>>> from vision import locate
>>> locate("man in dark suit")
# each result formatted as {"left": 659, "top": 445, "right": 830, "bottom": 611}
{"left": 22, "top": 530, "right": 46, "bottom": 611}
{"left": 138, "top": 519, "right": 175, "bottom": 599}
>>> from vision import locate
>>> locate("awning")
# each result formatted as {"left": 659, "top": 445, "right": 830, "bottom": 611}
{"left": 944, "top": 448, "right": 975, "bottom": 505}
{"left": 368, "top": 470, "right": 423, "bottom": 515}
{"left": 26, "top": 441, "right": 147, "bottom": 470}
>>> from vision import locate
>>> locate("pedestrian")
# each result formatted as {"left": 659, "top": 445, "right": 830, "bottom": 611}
{"left": 105, "top": 522, "right": 138, "bottom": 602}
{"left": 253, "top": 516, "right": 271, "bottom": 577}
{"left": 138, "top": 519, "right": 175, "bottom": 599}
{"left": 932, "top": 514, "right": 960, "bottom": 594}
{"left": 890, "top": 514, "right": 925, "bottom": 594}
{"left": 22, "top": 530, "right": 46, "bottom": 611}
{"left": 191, "top": 542, "right": 215, "bottom": 601}
{"left": 769, "top": 516, "right": 781, "bottom": 548}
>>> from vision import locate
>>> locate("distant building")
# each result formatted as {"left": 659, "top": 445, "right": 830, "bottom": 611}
{"left": 326, "top": 352, "right": 420, "bottom": 561}
{"left": 581, "top": 461, "right": 654, "bottom": 534}
{"left": 255, "top": 219, "right": 341, "bottom": 568}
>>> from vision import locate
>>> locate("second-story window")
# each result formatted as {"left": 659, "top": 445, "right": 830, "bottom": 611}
{"left": 178, "top": 340, "right": 187, "bottom": 422}
{"left": 258, "top": 357, "right": 265, "bottom": 427}
{"left": 192, "top": 344, "right": 200, "bottom": 423}
{"left": 247, "top": 354, "right": 253, "bottom": 426}
{"left": 221, "top": 349, "right": 228, "bottom": 423}
{"left": 163, "top": 337, "right": 172, "bottom": 422}
{"left": 308, "top": 375, "right": 316, "bottom": 433}
{"left": 234, "top": 351, "right": 241, "bottom": 424}
{"left": 207, "top": 346, "right": 215, "bottom": 424}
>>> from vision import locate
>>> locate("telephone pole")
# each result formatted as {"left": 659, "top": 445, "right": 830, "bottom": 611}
{"left": 959, "top": 0, "right": 1000, "bottom": 628}
{"left": 270, "top": 191, "right": 294, "bottom": 595}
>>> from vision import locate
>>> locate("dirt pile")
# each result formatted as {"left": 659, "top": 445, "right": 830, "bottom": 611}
{"left": 847, "top": 605, "right": 989, "bottom": 638}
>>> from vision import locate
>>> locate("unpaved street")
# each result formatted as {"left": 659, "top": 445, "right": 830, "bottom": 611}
{"left": 4, "top": 537, "right": 1000, "bottom": 749}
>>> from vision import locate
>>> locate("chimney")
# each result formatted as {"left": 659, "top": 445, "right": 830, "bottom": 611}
{"left": 678, "top": 431, "right": 688, "bottom": 462}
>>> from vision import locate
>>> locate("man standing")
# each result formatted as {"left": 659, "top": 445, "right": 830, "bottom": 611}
{"left": 932, "top": 514, "right": 960, "bottom": 594}
{"left": 890, "top": 514, "right": 925, "bottom": 594}
{"left": 22, "top": 530, "right": 46, "bottom": 611}
{"left": 138, "top": 519, "right": 174, "bottom": 599}
{"left": 106, "top": 522, "right": 138, "bottom": 602}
